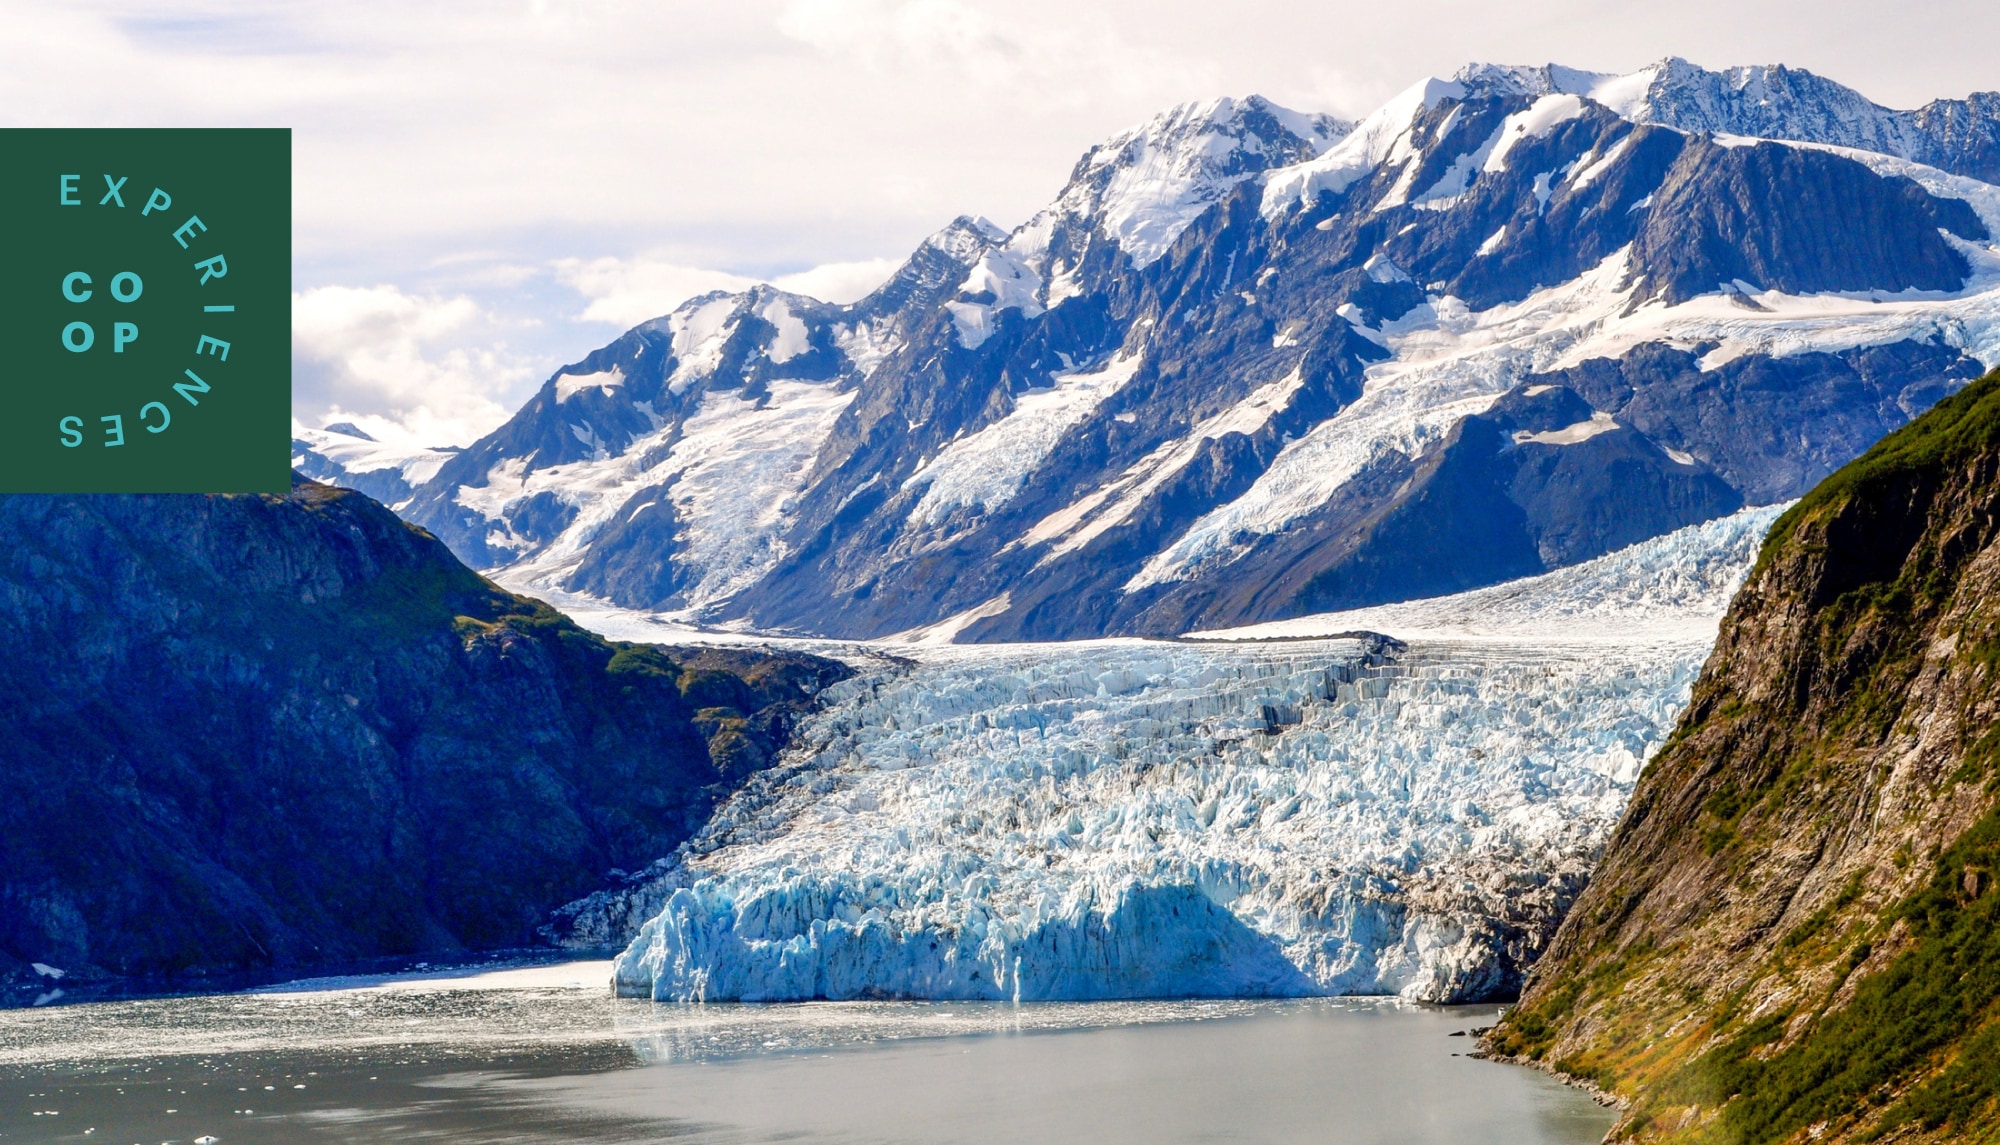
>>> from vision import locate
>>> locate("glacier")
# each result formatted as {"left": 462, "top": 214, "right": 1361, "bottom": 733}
{"left": 555, "top": 507, "right": 1784, "bottom": 1004}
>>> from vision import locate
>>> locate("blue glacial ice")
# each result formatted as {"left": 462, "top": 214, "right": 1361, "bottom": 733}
{"left": 563, "top": 506, "right": 1785, "bottom": 1003}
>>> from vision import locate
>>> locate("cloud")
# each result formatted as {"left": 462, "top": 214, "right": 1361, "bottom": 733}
{"left": 775, "top": 0, "right": 1216, "bottom": 107}
{"left": 555, "top": 255, "right": 904, "bottom": 328}
{"left": 777, "top": 0, "right": 1023, "bottom": 73}
{"left": 292, "top": 285, "right": 531, "bottom": 447}
{"left": 553, "top": 258, "right": 759, "bottom": 328}
{"left": 773, "top": 258, "right": 902, "bottom": 303}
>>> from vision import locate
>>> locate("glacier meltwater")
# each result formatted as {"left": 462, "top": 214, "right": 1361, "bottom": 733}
{"left": 563, "top": 508, "right": 1784, "bottom": 1004}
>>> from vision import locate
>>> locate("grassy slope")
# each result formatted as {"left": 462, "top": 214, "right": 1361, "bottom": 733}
{"left": 1488, "top": 370, "right": 2000, "bottom": 1143}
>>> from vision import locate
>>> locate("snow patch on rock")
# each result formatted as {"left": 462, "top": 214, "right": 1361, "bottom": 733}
{"left": 291, "top": 429, "right": 455, "bottom": 493}
{"left": 555, "top": 367, "right": 626, "bottom": 403}
{"left": 482, "top": 379, "right": 856, "bottom": 616}
{"left": 1262, "top": 77, "right": 1463, "bottom": 218}
{"left": 906, "top": 352, "right": 1145, "bottom": 528}
{"left": 1021, "top": 366, "right": 1307, "bottom": 564}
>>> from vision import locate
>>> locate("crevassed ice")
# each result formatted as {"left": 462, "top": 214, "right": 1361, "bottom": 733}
{"left": 601, "top": 635, "right": 1702, "bottom": 1005}
{"left": 574, "top": 509, "right": 1775, "bottom": 1004}
{"left": 586, "top": 510, "right": 1776, "bottom": 1004}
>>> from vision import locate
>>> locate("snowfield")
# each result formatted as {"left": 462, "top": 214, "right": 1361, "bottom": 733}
{"left": 555, "top": 508, "right": 1782, "bottom": 1003}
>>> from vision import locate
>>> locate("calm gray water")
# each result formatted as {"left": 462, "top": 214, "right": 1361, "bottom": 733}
{"left": 0, "top": 961, "right": 1612, "bottom": 1144}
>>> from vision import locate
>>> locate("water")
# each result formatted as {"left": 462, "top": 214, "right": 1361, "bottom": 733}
{"left": 0, "top": 960, "right": 1614, "bottom": 1144}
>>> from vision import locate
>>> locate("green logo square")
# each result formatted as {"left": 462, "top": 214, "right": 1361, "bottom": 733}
{"left": 0, "top": 129, "right": 291, "bottom": 493}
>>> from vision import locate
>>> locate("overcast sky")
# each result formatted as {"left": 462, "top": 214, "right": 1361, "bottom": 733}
{"left": 8, "top": 0, "right": 1996, "bottom": 445}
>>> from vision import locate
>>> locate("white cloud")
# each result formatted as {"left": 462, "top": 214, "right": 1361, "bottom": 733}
{"left": 553, "top": 258, "right": 758, "bottom": 328}
{"left": 779, "top": 0, "right": 1036, "bottom": 77}
{"left": 773, "top": 258, "right": 901, "bottom": 303}
{"left": 555, "top": 255, "right": 903, "bottom": 328}
{"left": 776, "top": 0, "right": 1217, "bottom": 108}
{"left": 291, "top": 285, "right": 531, "bottom": 447}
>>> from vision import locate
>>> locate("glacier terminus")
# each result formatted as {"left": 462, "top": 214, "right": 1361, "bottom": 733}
{"left": 552, "top": 507, "right": 1784, "bottom": 1003}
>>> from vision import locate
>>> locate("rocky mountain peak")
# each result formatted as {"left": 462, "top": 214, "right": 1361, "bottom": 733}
{"left": 329, "top": 58, "right": 2000, "bottom": 646}
{"left": 1451, "top": 56, "right": 2000, "bottom": 181}
{"left": 1022, "top": 93, "right": 1350, "bottom": 272}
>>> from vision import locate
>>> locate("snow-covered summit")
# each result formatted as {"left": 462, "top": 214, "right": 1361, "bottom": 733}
{"left": 291, "top": 426, "right": 458, "bottom": 509}
{"left": 1454, "top": 57, "right": 2000, "bottom": 179}
{"left": 369, "top": 57, "right": 1995, "bottom": 645}
{"left": 1018, "top": 95, "right": 1349, "bottom": 275}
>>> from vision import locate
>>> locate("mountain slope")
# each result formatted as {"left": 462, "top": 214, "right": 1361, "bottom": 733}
{"left": 327, "top": 58, "right": 2000, "bottom": 642}
{"left": 0, "top": 479, "right": 845, "bottom": 994}
{"left": 1487, "top": 369, "right": 2000, "bottom": 1143}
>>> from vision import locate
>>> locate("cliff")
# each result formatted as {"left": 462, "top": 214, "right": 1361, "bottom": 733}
{"left": 1488, "top": 370, "right": 2000, "bottom": 1142}
{"left": 0, "top": 478, "right": 846, "bottom": 996}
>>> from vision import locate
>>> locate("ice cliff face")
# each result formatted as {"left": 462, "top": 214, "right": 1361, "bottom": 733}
{"left": 556, "top": 507, "right": 1781, "bottom": 1003}
{"left": 310, "top": 59, "right": 2000, "bottom": 642}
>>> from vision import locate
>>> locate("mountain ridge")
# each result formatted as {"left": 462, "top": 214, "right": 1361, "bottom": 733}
{"left": 299, "top": 57, "right": 2000, "bottom": 643}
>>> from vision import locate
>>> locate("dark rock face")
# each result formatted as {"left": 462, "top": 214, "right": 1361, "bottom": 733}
{"left": 1910, "top": 89, "right": 2000, "bottom": 183}
{"left": 1098, "top": 384, "right": 1744, "bottom": 630}
{"left": 1629, "top": 138, "right": 1987, "bottom": 304}
{"left": 341, "top": 69, "right": 1996, "bottom": 643}
{"left": 0, "top": 479, "right": 846, "bottom": 989}
{"left": 1488, "top": 370, "right": 2000, "bottom": 1143}
{"left": 1534, "top": 338, "right": 1985, "bottom": 502}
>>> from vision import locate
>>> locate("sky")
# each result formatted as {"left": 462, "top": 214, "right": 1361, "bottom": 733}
{"left": 6, "top": 0, "right": 1997, "bottom": 447}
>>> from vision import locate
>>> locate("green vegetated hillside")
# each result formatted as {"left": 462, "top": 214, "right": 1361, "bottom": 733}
{"left": 0, "top": 478, "right": 847, "bottom": 994}
{"left": 1489, "top": 369, "right": 2000, "bottom": 1143}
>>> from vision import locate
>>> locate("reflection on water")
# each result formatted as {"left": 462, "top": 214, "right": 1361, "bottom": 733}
{"left": 0, "top": 960, "right": 1614, "bottom": 1144}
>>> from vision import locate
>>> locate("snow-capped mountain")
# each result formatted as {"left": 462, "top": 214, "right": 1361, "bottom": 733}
{"left": 1456, "top": 59, "right": 2000, "bottom": 181}
{"left": 308, "top": 57, "right": 2000, "bottom": 642}
{"left": 291, "top": 423, "right": 458, "bottom": 509}
{"left": 556, "top": 505, "right": 1784, "bottom": 1004}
